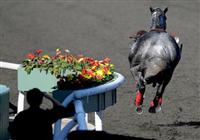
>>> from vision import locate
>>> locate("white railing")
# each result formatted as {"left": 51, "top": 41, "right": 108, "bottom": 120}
{"left": 0, "top": 61, "right": 101, "bottom": 130}
{"left": 0, "top": 61, "right": 24, "bottom": 113}
{"left": 0, "top": 61, "right": 21, "bottom": 70}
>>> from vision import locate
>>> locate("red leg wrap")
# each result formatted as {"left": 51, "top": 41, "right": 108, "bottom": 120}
{"left": 150, "top": 101, "right": 155, "bottom": 107}
{"left": 158, "top": 97, "right": 163, "bottom": 105}
{"left": 150, "top": 97, "right": 162, "bottom": 107}
{"left": 134, "top": 91, "right": 143, "bottom": 107}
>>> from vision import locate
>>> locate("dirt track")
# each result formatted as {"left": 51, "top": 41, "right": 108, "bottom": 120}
{"left": 0, "top": 1, "right": 199, "bottom": 140}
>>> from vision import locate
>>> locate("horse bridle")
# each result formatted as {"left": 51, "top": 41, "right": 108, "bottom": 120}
{"left": 151, "top": 10, "right": 167, "bottom": 30}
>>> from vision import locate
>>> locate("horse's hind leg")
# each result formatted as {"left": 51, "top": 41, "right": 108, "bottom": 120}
{"left": 148, "top": 78, "right": 170, "bottom": 113}
{"left": 130, "top": 66, "right": 146, "bottom": 114}
{"left": 148, "top": 84, "right": 164, "bottom": 113}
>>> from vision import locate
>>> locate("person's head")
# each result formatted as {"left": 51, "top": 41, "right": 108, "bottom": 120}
{"left": 26, "top": 88, "right": 43, "bottom": 107}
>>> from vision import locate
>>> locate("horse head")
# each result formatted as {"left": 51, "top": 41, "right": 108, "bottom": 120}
{"left": 150, "top": 7, "right": 168, "bottom": 30}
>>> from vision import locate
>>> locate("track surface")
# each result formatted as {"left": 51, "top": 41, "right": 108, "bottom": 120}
{"left": 0, "top": 1, "right": 199, "bottom": 140}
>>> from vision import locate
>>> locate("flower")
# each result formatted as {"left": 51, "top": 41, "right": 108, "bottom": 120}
{"left": 95, "top": 69, "right": 104, "bottom": 80}
{"left": 26, "top": 53, "right": 35, "bottom": 60}
{"left": 43, "top": 55, "right": 50, "bottom": 59}
{"left": 56, "top": 48, "right": 61, "bottom": 56}
{"left": 35, "top": 49, "right": 43, "bottom": 55}
{"left": 23, "top": 49, "right": 115, "bottom": 89}
{"left": 65, "top": 49, "right": 70, "bottom": 53}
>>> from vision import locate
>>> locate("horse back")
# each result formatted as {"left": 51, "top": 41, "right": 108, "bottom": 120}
{"left": 129, "top": 32, "right": 181, "bottom": 68}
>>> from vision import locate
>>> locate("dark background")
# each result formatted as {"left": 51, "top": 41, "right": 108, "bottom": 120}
{"left": 0, "top": 0, "right": 199, "bottom": 140}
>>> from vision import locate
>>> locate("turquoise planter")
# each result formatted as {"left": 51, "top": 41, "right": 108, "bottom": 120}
{"left": 52, "top": 89, "right": 116, "bottom": 113}
{"left": 17, "top": 68, "right": 125, "bottom": 139}
{"left": 18, "top": 67, "right": 118, "bottom": 112}
{"left": 18, "top": 67, "right": 58, "bottom": 92}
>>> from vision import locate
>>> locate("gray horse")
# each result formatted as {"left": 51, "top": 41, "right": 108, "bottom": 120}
{"left": 129, "top": 7, "right": 182, "bottom": 114}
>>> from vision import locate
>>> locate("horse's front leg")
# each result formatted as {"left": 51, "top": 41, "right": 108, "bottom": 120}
{"left": 130, "top": 67, "right": 146, "bottom": 114}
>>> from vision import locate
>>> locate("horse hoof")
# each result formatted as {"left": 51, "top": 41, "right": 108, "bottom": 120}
{"left": 148, "top": 107, "right": 156, "bottom": 113}
{"left": 136, "top": 106, "right": 143, "bottom": 115}
{"left": 156, "top": 106, "right": 162, "bottom": 112}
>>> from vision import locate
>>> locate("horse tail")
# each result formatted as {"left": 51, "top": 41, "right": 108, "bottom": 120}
{"left": 179, "top": 43, "right": 183, "bottom": 55}
{"left": 171, "top": 35, "right": 183, "bottom": 55}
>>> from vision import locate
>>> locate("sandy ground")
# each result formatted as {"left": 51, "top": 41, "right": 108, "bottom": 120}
{"left": 0, "top": 0, "right": 199, "bottom": 140}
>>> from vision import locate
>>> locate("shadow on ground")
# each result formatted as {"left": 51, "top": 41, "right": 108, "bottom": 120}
{"left": 68, "top": 130, "right": 156, "bottom": 140}
{"left": 158, "top": 121, "right": 200, "bottom": 129}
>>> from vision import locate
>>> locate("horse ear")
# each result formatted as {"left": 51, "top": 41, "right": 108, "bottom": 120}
{"left": 150, "top": 7, "right": 154, "bottom": 13}
{"left": 164, "top": 7, "right": 168, "bottom": 14}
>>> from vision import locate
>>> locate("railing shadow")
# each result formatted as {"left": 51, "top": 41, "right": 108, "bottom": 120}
{"left": 68, "top": 130, "right": 156, "bottom": 140}
{"left": 157, "top": 121, "right": 200, "bottom": 129}
{"left": 9, "top": 102, "right": 17, "bottom": 115}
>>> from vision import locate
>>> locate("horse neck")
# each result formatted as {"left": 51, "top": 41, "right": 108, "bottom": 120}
{"left": 150, "top": 24, "right": 166, "bottom": 31}
{"left": 150, "top": 23, "right": 166, "bottom": 32}
{"left": 150, "top": 21, "right": 166, "bottom": 31}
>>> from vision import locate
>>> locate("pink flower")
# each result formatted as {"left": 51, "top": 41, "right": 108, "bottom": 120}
{"left": 38, "top": 60, "right": 44, "bottom": 65}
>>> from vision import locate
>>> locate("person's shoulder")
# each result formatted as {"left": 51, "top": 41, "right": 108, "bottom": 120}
{"left": 15, "top": 109, "right": 28, "bottom": 118}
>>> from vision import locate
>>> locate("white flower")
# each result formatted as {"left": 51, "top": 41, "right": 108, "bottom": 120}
{"left": 65, "top": 49, "right": 70, "bottom": 53}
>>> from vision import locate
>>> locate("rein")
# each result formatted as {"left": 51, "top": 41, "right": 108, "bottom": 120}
{"left": 150, "top": 28, "right": 166, "bottom": 33}
{"left": 150, "top": 29, "right": 178, "bottom": 40}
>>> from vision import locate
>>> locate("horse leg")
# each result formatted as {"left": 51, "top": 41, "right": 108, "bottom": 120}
{"left": 130, "top": 66, "right": 146, "bottom": 114}
{"left": 148, "top": 84, "right": 162, "bottom": 113}
{"left": 135, "top": 79, "right": 146, "bottom": 114}
{"left": 149, "top": 70, "right": 173, "bottom": 113}
{"left": 148, "top": 79, "right": 169, "bottom": 113}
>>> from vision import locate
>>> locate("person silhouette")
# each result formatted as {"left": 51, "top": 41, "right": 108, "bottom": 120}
{"left": 8, "top": 88, "right": 74, "bottom": 140}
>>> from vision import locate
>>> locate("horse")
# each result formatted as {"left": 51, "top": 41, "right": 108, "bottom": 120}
{"left": 128, "top": 7, "right": 182, "bottom": 114}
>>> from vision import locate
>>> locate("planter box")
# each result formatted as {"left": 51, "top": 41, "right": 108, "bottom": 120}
{"left": 18, "top": 67, "right": 58, "bottom": 92}
{"left": 52, "top": 89, "right": 116, "bottom": 113}
{"left": 18, "top": 67, "right": 117, "bottom": 113}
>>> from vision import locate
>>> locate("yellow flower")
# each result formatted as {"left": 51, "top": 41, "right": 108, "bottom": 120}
{"left": 107, "top": 70, "right": 112, "bottom": 75}
{"left": 96, "top": 69, "right": 104, "bottom": 76}
{"left": 56, "top": 48, "right": 61, "bottom": 56}
{"left": 78, "top": 58, "right": 84, "bottom": 63}
{"left": 83, "top": 74, "right": 92, "bottom": 79}
{"left": 95, "top": 69, "right": 105, "bottom": 80}
{"left": 43, "top": 55, "right": 50, "bottom": 59}
{"left": 91, "top": 66, "right": 96, "bottom": 70}
{"left": 66, "top": 75, "right": 73, "bottom": 81}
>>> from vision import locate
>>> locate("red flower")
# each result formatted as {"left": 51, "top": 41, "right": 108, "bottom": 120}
{"left": 26, "top": 53, "right": 35, "bottom": 60}
{"left": 103, "top": 66, "right": 109, "bottom": 74}
{"left": 81, "top": 69, "right": 95, "bottom": 79}
{"left": 67, "top": 56, "right": 75, "bottom": 63}
{"left": 92, "top": 61, "right": 100, "bottom": 67}
{"left": 59, "top": 55, "right": 65, "bottom": 60}
{"left": 35, "top": 49, "right": 43, "bottom": 55}
{"left": 101, "top": 58, "right": 111, "bottom": 64}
